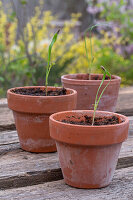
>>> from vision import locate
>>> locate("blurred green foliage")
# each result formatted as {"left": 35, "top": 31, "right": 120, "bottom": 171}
{"left": 96, "top": 0, "right": 133, "bottom": 84}
{"left": 0, "top": 0, "right": 133, "bottom": 97}
{"left": 0, "top": 1, "right": 79, "bottom": 97}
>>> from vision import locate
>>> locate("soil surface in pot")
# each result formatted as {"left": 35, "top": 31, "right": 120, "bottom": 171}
{"left": 11, "top": 87, "right": 67, "bottom": 96}
{"left": 61, "top": 115, "right": 123, "bottom": 126}
{"left": 72, "top": 74, "right": 113, "bottom": 80}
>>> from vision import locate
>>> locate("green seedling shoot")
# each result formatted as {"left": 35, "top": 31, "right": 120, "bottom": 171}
{"left": 45, "top": 30, "right": 60, "bottom": 95}
{"left": 84, "top": 23, "right": 109, "bottom": 80}
{"left": 92, "top": 66, "right": 111, "bottom": 126}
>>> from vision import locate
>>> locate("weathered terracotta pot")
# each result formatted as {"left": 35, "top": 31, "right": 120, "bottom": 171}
{"left": 61, "top": 73, "right": 121, "bottom": 111}
{"left": 50, "top": 110, "right": 129, "bottom": 189}
{"left": 7, "top": 86, "right": 77, "bottom": 153}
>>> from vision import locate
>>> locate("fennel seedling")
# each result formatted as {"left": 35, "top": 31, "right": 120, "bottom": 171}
{"left": 84, "top": 23, "right": 109, "bottom": 80}
{"left": 92, "top": 66, "right": 111, "bottom": 126}
{"left": 45, "top": 30, "right": 60, "bottom": 95}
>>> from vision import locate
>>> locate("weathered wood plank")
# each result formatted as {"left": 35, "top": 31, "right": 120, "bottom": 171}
{"left": 128, "top": 116, "right": 133, "bottom": 135}
{"left": 0, "top": 99, "right": 15, "bottom": 131}
{"left": 0, "top": 98, "right": 7, "bottom": 107}
{"left": 116, "top": 87, "right": 133, "bottom": 116}
{"left": 0, "top": 131, "right": 61, "bottom": 189}
{"left": 0, "top": 130, "right": 18, "bottom": 145}
{"left": 0, "top": 166, "right": 133, "bottom": 200}
{"left": 0, "top": 106, "right": 15, "bottom": 131}
{"left": 0, "top": 130, "right": 133, "bottom": 190}
{"left": 119, "top": 135, "right": 133, "bottom": 158}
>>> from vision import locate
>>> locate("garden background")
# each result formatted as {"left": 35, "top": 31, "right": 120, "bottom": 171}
{"left": 0, "top": 0, "right": 133, "bottom": 97}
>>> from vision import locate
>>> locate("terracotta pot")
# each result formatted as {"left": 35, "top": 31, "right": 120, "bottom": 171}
{"left": 7, "top": 86, "right": 77, "bottom": 153}
{"left": 61, "top": 73, "right": 121, "bottom": 111}
{"left": 49, "top": 110, "right": 129, "bottom": 189}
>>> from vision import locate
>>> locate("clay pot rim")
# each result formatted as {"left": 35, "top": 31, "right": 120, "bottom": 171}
{"left": 50, "top": 110, "right": 128, "bottom": 128}
{"left": 7, "top": 86, "right": 77, "bottom": 99}
{"left": 61, "top": 73, "right": 121, "bottom": 85}
{"left": 50, "top": 110, "right": 129, "bottom": 146}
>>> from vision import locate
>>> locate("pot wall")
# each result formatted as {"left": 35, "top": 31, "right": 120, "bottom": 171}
{"left": 56, "top": 142, "right": 121, "bottom": 188}
{"left": 13, "top": 111, "right": 55, "bottom": 152}
{"left": 61, "top": 73, "right": 121, "bottom": 112}
{"left": 7, "top": 86, "right": 77, "bottom": 152}
{"left": 49, "top": 110, "right": 129, "bottom": 188}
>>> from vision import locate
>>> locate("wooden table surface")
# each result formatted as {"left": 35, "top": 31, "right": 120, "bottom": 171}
{"left": 0, "top": 87, "right": 133, "bottom": 200}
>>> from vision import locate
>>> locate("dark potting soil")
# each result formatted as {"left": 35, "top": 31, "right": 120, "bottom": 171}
{"left": 61, "top": 115, "right": 123, "bottom": 126}
{"left": 92, "top": 75, "right": 110, "bottom": 80}
{"left": 11, "top": 87, "right": 67, "bottom": 96}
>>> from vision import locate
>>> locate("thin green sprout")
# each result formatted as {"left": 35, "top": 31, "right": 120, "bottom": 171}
{"left": 84, "top": 23, "right": 110, "bottom": 80}
{"left": 45, "top": 30, "right": 60, "bottom": 95}
{"left": 92, "top": 66, "right": 111, "bottom": 126}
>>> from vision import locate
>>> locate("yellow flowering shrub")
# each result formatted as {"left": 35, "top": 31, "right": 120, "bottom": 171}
{"left": 0, "top": 2, "right": 16, "bottom": 60}
{"left": 65, "top": 37, "right": 99, "bottom": 74}
{"left": 0, "top": 1, "right": 132, "bottom": 97}
{"left": 0, "top": 1, "right": 82, "bottom": 96}
{"left": 16, "top": 5, "right": 81, "bottom": 86}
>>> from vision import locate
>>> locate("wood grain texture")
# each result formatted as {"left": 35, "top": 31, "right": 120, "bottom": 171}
{"left": 128, "top": 116, "right": 133, "bottom": 135}
{"left": 0, "top": 166, "right": 133, "bottom": 200}
{"left": 0, "top": 107, "right": 15, "bottom": 131}
{"left": 116, "top": 87, "right": 133, "bottom": 116}
{"left": 0, "top": 98, "right": 7, "bottom": 107}
{"left": 0, "top": 131, "right": 61, "bottom": 189}
{"left": 0, "top": 147, "right": 61, "bottom": 189}
{"left": 0, "top": 131, "right": 133, "bottom": 190}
